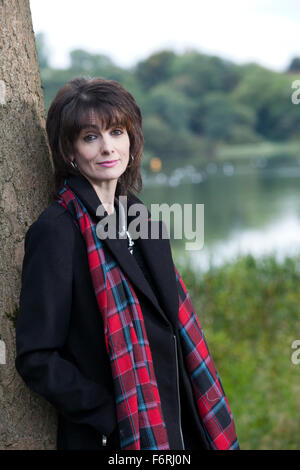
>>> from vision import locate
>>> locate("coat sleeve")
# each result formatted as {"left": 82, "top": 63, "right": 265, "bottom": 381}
{"left": 15, "top": 213, "right": 117, "bottom": 437}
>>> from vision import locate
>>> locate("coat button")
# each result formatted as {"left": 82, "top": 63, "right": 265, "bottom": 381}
{"left": 102, "top": 434, "right": 107, "bottom": 446}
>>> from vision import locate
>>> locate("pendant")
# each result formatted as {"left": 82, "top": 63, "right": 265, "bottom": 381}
{"left": 126, "top": 230, "right": 134, "bottom": 254}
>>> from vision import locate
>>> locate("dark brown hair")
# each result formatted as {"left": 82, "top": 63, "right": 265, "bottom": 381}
{"left": 46, "top": 76, "right": 144, "bottom": 198}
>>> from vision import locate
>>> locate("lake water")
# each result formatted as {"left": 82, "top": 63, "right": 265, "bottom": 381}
{"left": 140, "top": 159, "right": 300, "bottom": 271}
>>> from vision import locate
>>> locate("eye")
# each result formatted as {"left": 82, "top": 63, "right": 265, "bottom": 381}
{"left": 111, "top": 128, "right": 124, "bottom": 135}
{"left": 83, "top": 134, "right": 97, "bottom": 142}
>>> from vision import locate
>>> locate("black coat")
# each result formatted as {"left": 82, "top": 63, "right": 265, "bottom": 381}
{"left": 15, "top": 174, "right": 210, "bottom": 450}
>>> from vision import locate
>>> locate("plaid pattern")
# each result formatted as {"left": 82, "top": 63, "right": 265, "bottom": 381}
{"left": 56, "top": 182, "right": 239, "bottom": 450}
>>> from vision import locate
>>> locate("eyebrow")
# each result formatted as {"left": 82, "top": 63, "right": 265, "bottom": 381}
{"left": 80, "top": 124, "right": 100, "bottom": 132}
{"left": 79, "top": 123, "right": 124, "bottom": 133}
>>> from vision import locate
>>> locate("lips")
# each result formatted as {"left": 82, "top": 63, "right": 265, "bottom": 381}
{"left": 97, "top": 159, "right": 118, "bottom": 167}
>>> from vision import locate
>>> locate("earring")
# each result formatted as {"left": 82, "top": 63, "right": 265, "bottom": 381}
{"left": 127, "top": 154, "right": 135, "bottom": 168}
{"left": 71, "top": 160, "right": 78, "bottom": 169}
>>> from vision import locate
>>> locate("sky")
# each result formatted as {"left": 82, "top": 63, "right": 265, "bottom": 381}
{"left": 29, "top": 0, "right": 300, "bottom": 72}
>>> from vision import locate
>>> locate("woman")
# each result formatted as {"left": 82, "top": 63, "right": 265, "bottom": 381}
{"left": 15, "top": 77, "right": 239, "bottom": 451}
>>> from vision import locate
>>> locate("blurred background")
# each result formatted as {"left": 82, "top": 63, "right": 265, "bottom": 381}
{"left": 30, "top": 0, "right": 300, "bottom": 449}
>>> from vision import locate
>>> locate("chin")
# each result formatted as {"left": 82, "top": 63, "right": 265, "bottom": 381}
{"left": 90, "top": 171, "right": 122, "bottom": 183}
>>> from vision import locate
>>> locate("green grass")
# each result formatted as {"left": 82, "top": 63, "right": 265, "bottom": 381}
{"left": 176, "top": 253, "right": 300, "bottom": 449}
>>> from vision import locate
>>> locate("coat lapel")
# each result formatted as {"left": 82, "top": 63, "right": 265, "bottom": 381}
{"left": 66, "top": 174, "right": 179, "bottom": 330}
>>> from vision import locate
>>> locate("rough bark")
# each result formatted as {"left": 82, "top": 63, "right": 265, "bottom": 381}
{"left": 0, "top": 0, "right": 57, "bottom": 449}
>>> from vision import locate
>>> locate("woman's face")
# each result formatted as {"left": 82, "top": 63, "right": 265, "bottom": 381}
{"left": 72, "top": 114, "right": 130, "bottom": 186}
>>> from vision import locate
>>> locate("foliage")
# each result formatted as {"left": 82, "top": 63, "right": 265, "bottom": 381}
{"left": 34, "top": 32, "right": 50, "bottom": 70}
{"left": 191, "top": 92, "right": 260, "bottom": 144}
{"left": 134, "top": 50, "right": 176, "bottom": 91}
{"left": 176, "top": 253, "right": 300, "bottom": 449}
{"left": 231, "top": 64, "right": 300, "bottom": 141}
{"left": 287, "top": 57, "right": 300, "bottom": 73}
{"left": 168, "top": 49, "right": 240, "bottom": 97}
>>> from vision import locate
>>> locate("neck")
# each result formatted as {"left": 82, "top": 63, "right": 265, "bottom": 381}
{"left": 85, "top": 176, "right": 118, "bottom": 215}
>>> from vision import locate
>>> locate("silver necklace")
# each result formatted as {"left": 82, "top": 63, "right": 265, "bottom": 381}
{"left": 115, "top": 197, "right": 135, "bottom": 254}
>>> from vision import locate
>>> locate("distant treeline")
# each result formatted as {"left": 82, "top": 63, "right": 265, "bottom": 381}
{"left": 36, "top": 33, "right": 300, "bottom": 164}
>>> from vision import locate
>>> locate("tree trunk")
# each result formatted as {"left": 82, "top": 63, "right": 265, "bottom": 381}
{"left": 0, "top": 0, "right": 56, "bottom": 449}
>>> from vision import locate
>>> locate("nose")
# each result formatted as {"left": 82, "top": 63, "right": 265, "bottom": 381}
{"left": 100, "top": 133, "right": 114, "bottom": 155}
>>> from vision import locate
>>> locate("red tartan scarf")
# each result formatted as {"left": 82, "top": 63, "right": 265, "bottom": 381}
{"left": 56, "top": 181, "right": 239, "bottom": 450}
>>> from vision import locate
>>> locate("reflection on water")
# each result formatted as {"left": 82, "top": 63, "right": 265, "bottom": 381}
{"left": 140, "top": 160, "right": 300, "bottom": 270}
{"left": 185, "top": 214, "right": 300, "bottom": 272}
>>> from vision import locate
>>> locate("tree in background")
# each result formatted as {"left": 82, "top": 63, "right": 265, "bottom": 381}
{"left": 287, "top": 57, "right": 300, "bottom": 73}
{"left": 134, "top": 50, "right": 176, "bottom": 91}
{"left": 232, "top": 63, "right": 300, "bottom": 141}
{"left": 35, "top": 32, "right": 50, "bottom": 70}
{"left": 0, "top": 0, "right": 56, "bottom": 449}
{"left": 168, "top": 49, "right": 240, "bottom": 98}
{"left": 69, "top": 48, "right": 113, "bottom": 72}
